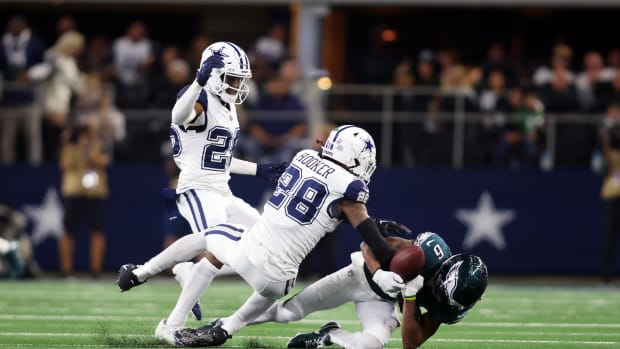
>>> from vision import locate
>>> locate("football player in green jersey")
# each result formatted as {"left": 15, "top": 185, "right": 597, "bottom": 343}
{"left": 190, "top": 230, "right": 487, "bottom": 349}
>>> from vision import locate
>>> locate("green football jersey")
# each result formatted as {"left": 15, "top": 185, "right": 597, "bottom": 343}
{"left": 413, "top": 232, "right": 453, "bottom": 278}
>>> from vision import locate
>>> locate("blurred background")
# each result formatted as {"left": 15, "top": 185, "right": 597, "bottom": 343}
{"left": 1, "top": 0, "right": 619, "bottom": 283}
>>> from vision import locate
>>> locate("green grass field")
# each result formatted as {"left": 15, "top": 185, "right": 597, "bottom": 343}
{"left": 1, "top": 277, "right": 619, "bottom": 349}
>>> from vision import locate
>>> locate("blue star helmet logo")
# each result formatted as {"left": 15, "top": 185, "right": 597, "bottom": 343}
{"left": 362, "top": 138, "right": 374, "bottom": 153}
{"left": 210, "top": 47, "right": 229, "bottom": 57}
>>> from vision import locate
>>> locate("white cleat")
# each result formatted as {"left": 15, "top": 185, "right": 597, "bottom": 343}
{"left": 155, "top": 318, "right": 181, "bottom": 346}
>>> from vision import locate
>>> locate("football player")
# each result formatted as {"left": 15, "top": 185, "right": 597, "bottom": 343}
{"left": 278, "top": 234, "right": 488, "bottom": 349}
{"left": 118, "top": 125, "right": 404, "bottom": 346}
{"left": 116, "top": 41, "right": 286, "bottom": 318}
{"left": 197, "top": 232, "right": 487, "bottom": 349}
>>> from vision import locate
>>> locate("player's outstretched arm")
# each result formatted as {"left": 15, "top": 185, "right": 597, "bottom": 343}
{"left": 230, "top": 158, "right": 287, "bottom": 183}
{"left": 339, "top": 200, "right": 394, "bottom": 270}
{"left": 401, "top": 277, "right": 440, "bottom": 349}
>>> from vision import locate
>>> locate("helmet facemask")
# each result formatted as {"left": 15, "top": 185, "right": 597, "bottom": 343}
{"left": 207, "top": 69, "right": 251, "bottom": 105}
{"left": 202, "top": 41, "right": 252, "bottom": 105}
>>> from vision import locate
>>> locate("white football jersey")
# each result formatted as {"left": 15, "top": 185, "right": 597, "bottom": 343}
{"left": 170, "top": 86, "right": 240, "bottom": 195}
{"left": 244, "top": 149, "right": 370, "bottom": 277}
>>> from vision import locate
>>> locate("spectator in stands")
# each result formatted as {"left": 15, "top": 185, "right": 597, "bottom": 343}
{"left": 112, "top": 21, "right": 157, "bottom": 108}
{"left": 495, "top": 88, "right": 545, "bottom": 168}
{"left": 151, "top": 58, "right": 191, "bottom": 108}
{"left": 28, "top": 30, "right": 85, "bottom": 162}
{"left": 538, "top": 68, "right": 580, "bottom": 113}
{"left": 575, "top": 51, "right": 616, "bottom": 112}
{"left": 600, "top": 103, "right": 620, "bottom": 284}
{"left": 478, "top": 70, "right": 511, "bottom": 164}
{"left": 186, "top": 34, "right": 210, "bottom": 70}
{"left": 438, "top": 64, "right": 478, "bottom": 112}
{"left": 392, "top": 59, "right": 417, "bottom": 166}
{"left": 0, "top": 15, "right": 46, "bottom": 165}
{"left": 58, "top": 117, "right": 110, "bottom": 279}
{"left": 479, "top": 70, "right": 510, "bottom": 113}
{"left": 607, "top": 48, "right": 620, "bottom": 71}
{"left": 278, "top": 57, "right": 303, "bottom": 97}
{"left": 240, "top": 77, "right": 308, "bottom": 163}
{"left": 481, "top": 43, "right": 518, "bottom": 87}
{"left": 80, "top": 35, "right": 114, "bottom": 81}
{"left": 532, "top": 43, "right": 574, "bottom": 87}
{"left": 74, "top": 72, "right": 126, "bottom": 159}
{"left": 595, "top": 73, "right": 620, "bottom": 113}
{"left": 56, "top": 14, "right": 77, "bottom": 38}
{"left": 254, "top": 22, "right": 287, "bottom": 69}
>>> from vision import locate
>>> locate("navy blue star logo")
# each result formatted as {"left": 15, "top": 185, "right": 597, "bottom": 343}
{"left": 210, "top": 47, "right": 229, "bottom": 57}
{"left": 362, "top": 138, "right": 374, "bottom": 152}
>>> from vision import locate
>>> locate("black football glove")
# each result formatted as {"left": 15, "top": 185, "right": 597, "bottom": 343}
{"left": 256, "top": 162, "right": 288, "bottom": 184}
{"left": 374, "top": 218, "right": 412, "bottom": 238}
{"left": 196, "top": 55, "right": 224, "bottom": 86}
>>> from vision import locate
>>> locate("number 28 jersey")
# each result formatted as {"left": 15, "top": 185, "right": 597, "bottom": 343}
{"left": 246, "top": 149, "right": 370, "bottom": 276}
{"left": 169, "top": 86, "right": 240, "bottom": 195}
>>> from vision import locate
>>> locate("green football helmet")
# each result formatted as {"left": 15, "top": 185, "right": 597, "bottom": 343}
{"left": 431, "top": 253, "right": 488, "bottom": 311}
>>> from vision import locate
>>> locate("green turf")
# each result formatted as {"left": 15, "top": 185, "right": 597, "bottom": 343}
{"left": 0, "top": 278, "right": 619, "bottom": 349}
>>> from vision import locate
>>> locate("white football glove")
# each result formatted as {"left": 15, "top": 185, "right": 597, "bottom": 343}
{"left": 402, "top": 275, "right": 425, "bottom": 300}
{"left": 372, "top": 269, "right": 404, "bottom": 297}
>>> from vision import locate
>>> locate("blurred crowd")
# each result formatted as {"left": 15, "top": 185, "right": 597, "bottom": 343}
{"left": 2, "top": 14, "right": 620, "bottom": 170}
{"left": 0, "top": 15, "right": 308, "bottom": 167}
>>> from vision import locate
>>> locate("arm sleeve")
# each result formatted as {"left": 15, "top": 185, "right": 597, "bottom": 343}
{"left": 171, "top": 81, "right": 204, "bottom": 125}
{"left": 344, "top": 180, "right": 370, "bottom": 204}
{"left": 230, "top": 157, "right": 257, "bottom": 175}
{"left": 356, "top": 217, "right": 394, "bottom": 270}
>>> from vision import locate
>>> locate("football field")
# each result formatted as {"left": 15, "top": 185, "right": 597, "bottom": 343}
{"left": 1, "top": 277, "right": 619, "bottom": 349}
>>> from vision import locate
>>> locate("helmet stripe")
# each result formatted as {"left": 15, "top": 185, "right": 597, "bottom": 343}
{"left": 330, "top": 125, "right": 355, "bottom": 149}
{"left": 225, "top": 41, "right": 247, "bottom": 69}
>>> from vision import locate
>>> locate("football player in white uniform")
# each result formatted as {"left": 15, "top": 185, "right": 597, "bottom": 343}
{"left": 117, "top": 125, "right": 402, "bottom": 346}
{"left": 116, "top": 41, "right": 286, "bottom": 317}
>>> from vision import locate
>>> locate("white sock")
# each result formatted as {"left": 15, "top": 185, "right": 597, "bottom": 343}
{"left": 167, "top": 258, "right": 219, "bottom": 327}
{"left": 0, "top": 237, "right": 11, "bottom": 254}
{"left": 329, "top": 331, "right": 383, "bottom": 349}
{"left": 133, "top": 233, "right": 205, "bottom": 282}
{"left": 222, "top": 292, "right": 275, "bottom": 335}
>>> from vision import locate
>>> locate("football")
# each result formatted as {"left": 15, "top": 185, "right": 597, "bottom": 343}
{"left": 389, "top": 244, "right": 425, "bottom": 282}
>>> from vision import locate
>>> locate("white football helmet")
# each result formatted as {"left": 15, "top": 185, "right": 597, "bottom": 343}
{"left": 200, "top": 41, "right": 252, "bottom": 104}
{"left": 321, "top": 125, "right": 377, "bottom": 182}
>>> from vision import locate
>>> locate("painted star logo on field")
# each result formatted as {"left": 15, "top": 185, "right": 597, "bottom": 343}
{"left": 23, "top": 187, "right": 64, "bottom": 245}
{"left": 455, "top": 191, "right": 515, "bottom": 250}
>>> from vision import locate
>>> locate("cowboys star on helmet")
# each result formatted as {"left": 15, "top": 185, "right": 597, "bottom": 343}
{"left": 200, "top": 41, "right": 252, "bottom": 104}
{"left": 321, "top": 125, "right": 377, "bottom": 183}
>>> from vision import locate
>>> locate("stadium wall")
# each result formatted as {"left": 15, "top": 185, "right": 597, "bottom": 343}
{"left": 0, "top": 165, "right": 615, "bottom": 276}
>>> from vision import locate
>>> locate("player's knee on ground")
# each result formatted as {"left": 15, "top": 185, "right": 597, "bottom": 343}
{"left": 273, "top": 299, "right": 305, "bottom": 322}
{"left": 355, "top": 333, "right": 384, "bottom": 349}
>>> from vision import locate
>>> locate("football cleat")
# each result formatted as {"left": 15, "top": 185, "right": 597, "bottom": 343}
{"left": 155, "top": 318, "right": 182, "bottom": 346}
{"left": 175, "top": 325, "right": 231, "bottom": 347}
{"left": 116, "top": 264, "right": 145, "bottom": 292}
{"left": 172, "top": 262, "right": 202, "bottom": 320}
{"left": 196, "top": 318, "right": 223, "bottom": 332}
{"left": 191, "top": 302, "right": 203, "bottom": 321}
{"left": 287, "top": 321, "right": 340, "bottom": 348}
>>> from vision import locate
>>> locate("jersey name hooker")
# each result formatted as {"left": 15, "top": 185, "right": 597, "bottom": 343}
{"left": 249, "top": 149, "right": 369, "bottom": 273}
